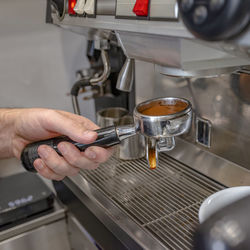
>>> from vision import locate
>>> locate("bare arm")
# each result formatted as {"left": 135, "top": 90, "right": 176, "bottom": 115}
{"left": 0, "top": 108, "right": 112, "bottom": 180}
{"left": 0, "top": 109, "right": 20, "bottom": 158}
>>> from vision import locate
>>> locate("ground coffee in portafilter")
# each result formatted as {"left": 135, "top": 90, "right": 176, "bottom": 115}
{"left": 139, "top": 100, "right": 188, "bottom": 116}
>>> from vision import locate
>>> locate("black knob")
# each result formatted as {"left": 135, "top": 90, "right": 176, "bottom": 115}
{"left": 178, "top": 0, "right": 250, "bottom": 41}
{"left": 193, "top": 6, "right": 208, "bottom": 25}
{"left": 209, "top": 0, "right": 225, "bottom": 12}
{"left": 181, "top": 0, "right": 194, "bottom": 12}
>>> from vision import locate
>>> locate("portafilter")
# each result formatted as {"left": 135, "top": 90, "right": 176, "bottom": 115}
{"left": 21, "top": 97, "right": 192, "bottom": 172}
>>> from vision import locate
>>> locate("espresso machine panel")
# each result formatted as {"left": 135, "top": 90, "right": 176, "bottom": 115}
{"left": 115, "top": 0, "right": 179, "bottom": 19}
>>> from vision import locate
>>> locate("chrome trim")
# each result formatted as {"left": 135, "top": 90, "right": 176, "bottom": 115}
{"left": 155, "top": 64, "right": 241, "bottom": 78}
{"left": 195, "top": 116, "right": 212, "bottom": 148}
{"left": 116, "top": 125, "right": 137, "bottom": 141}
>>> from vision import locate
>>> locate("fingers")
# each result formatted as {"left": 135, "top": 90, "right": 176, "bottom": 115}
{"left": 33, "top": 159, "right": 65, "bottom": 181}
{"left": 42, "top": 110, "right": 99, "bottom": 144}
{"left": 38, "top": 145, "right": 81, "bottom": 175}
{"left": 32, "top": 110, "right": 113, "bottom": 181}
{"left": 36, "top": 142, "right": 112, "bottom": 180}
{"left": 57, "top": 142, "right": 107, "bottom": 170}
{"left": 84, "top": 146, "right": 113, "bottom": 164}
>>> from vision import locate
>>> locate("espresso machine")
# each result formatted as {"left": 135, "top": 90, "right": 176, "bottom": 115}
{"left": 41, "top": 0, "right": 250, "bottom": 249}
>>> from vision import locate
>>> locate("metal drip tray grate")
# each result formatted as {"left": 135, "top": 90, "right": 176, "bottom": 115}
{"left": 79, "top": 154, "right": 224, "bottom": 249}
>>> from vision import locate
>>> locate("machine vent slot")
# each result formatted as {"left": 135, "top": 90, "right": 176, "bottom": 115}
{"left": 196, "top": 117, "right": 212, "bottom": 148}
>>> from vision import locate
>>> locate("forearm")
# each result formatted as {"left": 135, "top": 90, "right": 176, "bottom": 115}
{"left": 0, "top": 109, "right": 20, "bottom": 158}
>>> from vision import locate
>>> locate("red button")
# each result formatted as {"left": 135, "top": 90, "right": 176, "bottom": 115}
{"left": 68, "top": 0, "right": 77, "bottom": 14}
{"left": 133, "top": 0, "right": 149, "bottom": 16}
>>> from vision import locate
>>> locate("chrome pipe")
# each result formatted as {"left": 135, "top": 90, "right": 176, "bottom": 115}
{"left": 90, "top": 50, "right": 111, "bottom": 86}
{"left": 71, "top": 95, "right": 81, "bottom": 115}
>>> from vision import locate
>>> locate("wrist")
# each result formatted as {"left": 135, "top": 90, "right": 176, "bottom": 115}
{"left": 0, "top": 109, "right": 22, "bottom": 158}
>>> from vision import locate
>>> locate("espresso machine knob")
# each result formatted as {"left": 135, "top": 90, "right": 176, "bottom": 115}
{"left": 178, "top": 0, "right": 250, "bottom": 41}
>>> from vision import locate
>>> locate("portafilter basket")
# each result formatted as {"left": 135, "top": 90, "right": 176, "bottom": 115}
{"left": 134, "top": 97, "right": 192, "bottom": 169}
{"left": 21, "top": 97, "right": 192, "bottom": 172}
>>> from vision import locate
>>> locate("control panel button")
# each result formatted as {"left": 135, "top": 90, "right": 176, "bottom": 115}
{"left": 116, "top": 0, "right": 137, "bottom": 18}
{"left": 68, "top": 0, "right": 77, "bottom": 14}
{"left": 133, "top": 0, "right": 149, "bottom": 16}
{"left": 193, "top": 6, "right": 208, "bottom": 25}
{"left": 74, "top": 0, "right": 86, "bottom": 15}
{"left": 209, "top": 0, "right": 225, "bottom": 12}
{"left": 181, "top": 0, "right": 194, "bottom": 12}
{"left": 150, "top": 0, "right": 179, "bottom": 20}
{"left": 84, "top": 0, "right": 95, "bottom": 15}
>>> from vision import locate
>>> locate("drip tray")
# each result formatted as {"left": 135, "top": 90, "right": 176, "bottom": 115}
{"left": 79, "top": 154, "right": 225, "bottom": 250}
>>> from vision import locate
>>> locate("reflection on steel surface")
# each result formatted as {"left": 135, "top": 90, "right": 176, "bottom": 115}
{"left": 79, "top": 154, "right": 224, "bottom": 249}
{"left": 136, "top": 70, "right": 250, "bottom": 171}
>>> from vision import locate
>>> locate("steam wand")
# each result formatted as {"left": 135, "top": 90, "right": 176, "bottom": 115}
{"left": 71, "top": 42, "right": 111, "bottom": 115}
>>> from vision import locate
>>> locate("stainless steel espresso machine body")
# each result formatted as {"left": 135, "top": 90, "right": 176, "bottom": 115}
{"left": 46, "top": 1, "right": 250, "bottom": 249}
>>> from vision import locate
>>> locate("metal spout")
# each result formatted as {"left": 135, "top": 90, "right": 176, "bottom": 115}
{"left": 157, "top": 137, "right": 176, "bottom": 152}
{"left": 145, "top": 137, "right": 176, "bottom": 169}
{"left": 116, "top": 58, "right": 135, "bottom": 92}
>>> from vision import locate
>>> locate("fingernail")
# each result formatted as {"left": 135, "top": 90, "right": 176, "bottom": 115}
{"left": 36, "top": 161, "right": 44, "bottom": 171}
{"left": 58, "top": 143, "right": 68, "bottom": 155}
{"left": 85, "top": 149, "right": 96, "bottom": 160}
{"left": 38, "top": 146, "right": 50, "bottom": 159}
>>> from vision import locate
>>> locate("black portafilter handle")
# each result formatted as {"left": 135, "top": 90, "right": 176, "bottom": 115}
{"left": 193, "top": 195, "right": 250, "bottom": 250}
{"left": 21, "top": 126, "right": 120, "bottom": 172}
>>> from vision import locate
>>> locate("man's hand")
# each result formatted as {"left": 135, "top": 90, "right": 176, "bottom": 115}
{"left": 0, "top": 109, "right": 112, "bottom": 180}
